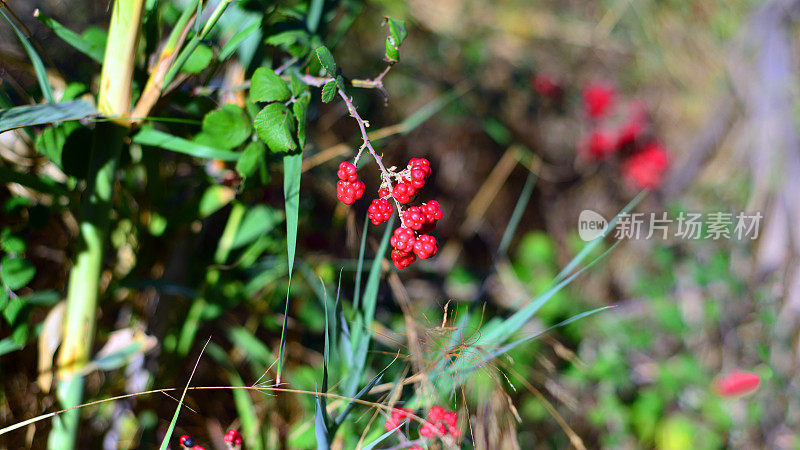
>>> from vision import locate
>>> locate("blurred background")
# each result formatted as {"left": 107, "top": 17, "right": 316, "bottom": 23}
{"left": 2, "top": 0, "right": 799, "bottom": 448}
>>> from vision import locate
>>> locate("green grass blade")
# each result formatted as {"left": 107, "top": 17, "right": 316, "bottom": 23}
{"left": 0, "top": 101, "right": 97, "bottom": 133}
{"left": 352, "top": 214, "right": 369, "bottom": 311}
{"left": 553, "top": 190, "right": 646, "bottom": 283}
{"left": 307, "top": 0, "right": 324, "bottom": 34}
{"left": 497, "top": 170, "right": 537, "bottom": 256}
{"left": 277, "top": 152, "right": 302, "bottom": 383}
{"left": 362, "top": 424, "right": 403, "bottom": 450}
{"left": 132, "top": 128, "right": 240, "bottom": 161}
{"left": 159, "top": 338, "right": 210, "bottom": 450}
{"left": 219, "top": 19, "right": 260, "bottom": 61}
{"left": 0, "top": 9, "right": 55, "bottom": 103}
{"left": 34, "top": 11, "right": 105, "bottom": 63}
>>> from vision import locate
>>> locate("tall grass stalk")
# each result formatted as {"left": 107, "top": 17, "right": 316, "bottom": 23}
{"left": 48, "top": 1, "right": 144, "bottom": 447}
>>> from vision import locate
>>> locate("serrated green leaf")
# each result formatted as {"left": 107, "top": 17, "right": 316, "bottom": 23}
{"left": 181, "top": 43, "right": 213, "bottom": 74}
{"left": 249, "top": 67, "right": 291, "bottom": 103}
{"left": 321, "top": 80, "right": 336, "bottom": 103}
{"left": 253, "top": 103, "right": 297, "bottom": 153}
{"left": 290, "top": 72, "right": 307, "bottom": 97}
{"left": 293, "top": 95, "right": 310, "bottom": 148}
{"left": 236, "top": 140, "right": 264, "bottom": 179}
{"left": 315, "top": 46, "right": 336, "bottom": 76}
{"left": 0, "top": 100, "right": 97, "bottom": 134}
{"left": 202, "top": 104, "right": 251, "bottom": 149}
{"left": 1, "top": 256, "right": 35, "bottom": 290}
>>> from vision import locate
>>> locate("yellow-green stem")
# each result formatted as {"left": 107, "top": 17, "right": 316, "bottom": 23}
{"left": 48, "top": 1, "right": 143, "bottom": 448}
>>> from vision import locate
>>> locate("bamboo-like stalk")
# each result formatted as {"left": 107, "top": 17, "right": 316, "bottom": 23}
{"left": 48, "top": 1, "right": 144, "bottom": 448}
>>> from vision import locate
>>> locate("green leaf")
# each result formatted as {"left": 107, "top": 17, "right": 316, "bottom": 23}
{"left": 201, "top": 104, "right": 251, "bottom": 149}
{"left": 1, "top": 256, "right": 35, "bottom": 290}
{"left": 321, "top": 80, "right": 336, "bottom": 103}
{"left": 231, "top": 205, "right": 283, "bottom": 250}
{"left": 236, "top": 140, "right": 264, "bottom": 179}
{"left": 384, "top": 18, "right": 407, "bottom": 63}
{"left": 35, "top": 11, "right": 105, "bottom": 63}
{"left": 253, "top": 103, "right": 297, "bottom": 153}
{"left": 133, "top": 128, "right": 240, "bottom": 161}
{"left": 198, "top": 185, "right": 235, "bottom": 218}
{"left": 293, "top": 94, "right": 310, "bottom": 148}
{"left": 1, "top": 231, "right": 25, "bottom": 254}
{"left": 290, "top": 72, "right": 308, "bottom": 97}
{"left": 181, "top": 43, "right": 213, "bottom": 74}
{"left": 315, "top": 46, "right": 336, "bottom": 76}
{"left": 0, "top": 100, "right": 97, "bottom": 134}
{"left": 219, "top": 19, "right": 260, "bottom": 62}
{"left": 1, "top": 9, "right": 54, "bottom": 103}
{"left": 277, "top": 152, "right": 302, "bottom": 384}
{"left": 249, "top": 67, "right": 292, "bottom": 103}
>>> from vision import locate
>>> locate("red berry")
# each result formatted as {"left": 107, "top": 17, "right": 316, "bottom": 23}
{"left": 390, "top": 227, "right": 416, "bottom": 253}
{"left": 533, "top": 73, "right": 562, "bottom": 97}
{"left": 337, "top": 161, "right": 358, "bottom": 181}
{"left": 402, "top": 206, "right": 426, "bottom": 231}
{"left": 193, "top": 446, "right": 206, "bottom": 450}
{"left": 714, "top": 371, "right": 761, "bottom": 398}
{"left": 410, "top": 446, "right": 424, "bottom": 450}
{"left": 428, "top": 406, "right": 446, "bottom": 422}
{"left": 179, "top": 435, "right": 193, "bottom": 447}
{"left": 419, "top": 420, "right": 439, "bottom": 438}
{"left": 420, "top": 201, "right": 443, "bottom": 224}
{"left": 621, "top": 142, "right": 668, "bottom": 190}
{"left": 224, "top": 429, "right": 243, "bottom": 446}
{"left": 413, "top": 235, "right": 437, "bottom": 259}
{"left": 384, "top": 407, "right": 413, "bottom": 431}
{"left": 336, "top": 179, "right": 365, "bottom": 205}
{"left": 445, "top": 411, "right": 458, "bottom": 428}
{"left": 579, "top": 128, "right": 616, "bottom": 161}
{"left": 368, "top": 198, "right": 393, "bottom": 225}
{"left": 392, "top": 181, "right": 416, "bottom": 204}
{"left": 391, "top": 249, "right": 416, "bottom": 269}
{"left": 582, "top": 82, "right": 615, "bottom": 119}
{"left": 378, "top": 188, "right": 390, "bottom": 198}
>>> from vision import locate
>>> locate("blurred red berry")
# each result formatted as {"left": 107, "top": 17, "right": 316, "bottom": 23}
{"left": 192, "top": 446, "right": 206, "bottom": 450}
{"left": 409, "top": 446, "right": 424, "bottom": 450}
{"left": 224, "top": 429, "right": 243, "bottom": 446}
{"left": 714, "top": 371, "right": 761, "bottom": 398}
{"left": 532, "top": 73, "right": 561, "bottom": 97}
{"left": 582, "top": 82, "right": 616, "bottom": 119}
{"left": 179, "top": 435, "right": 194, "bottom": 447}
{"left": 580, "top": 128, "right": 616, "bottom": 161}
{"left": 621, "top": 142, "right": 669, "bottom": 189}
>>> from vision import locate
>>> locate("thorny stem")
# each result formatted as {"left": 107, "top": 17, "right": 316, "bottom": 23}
{"left": 336, "top": 88, "right": 407, "bottom": 228}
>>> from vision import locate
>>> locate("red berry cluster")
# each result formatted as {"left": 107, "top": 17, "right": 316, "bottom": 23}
{"left": 224, "top": 429, "right": 243, "bottom": 447}
{"left": 578, "top": 82, "right": 669, "bottom": 189}
{"left": 178, "top": 435, "right": 205, "bottom": 450}
{"left": 336, "top": 161, "right": 365, "bottom": 205}
{"left": 383, "top": 405, "right": 459, "bottom": 446}
{"left": 336, "top": 157, "right": 443, "bottom": 269}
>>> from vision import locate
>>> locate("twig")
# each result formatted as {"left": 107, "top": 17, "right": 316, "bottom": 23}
{"left": 337, "top": 88, "right": 407, "bottom": 227}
